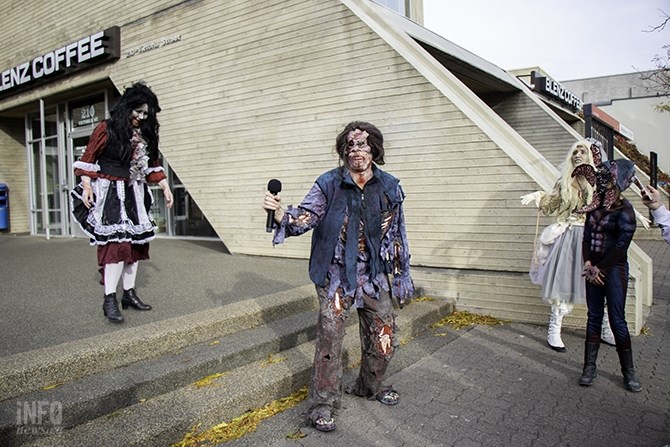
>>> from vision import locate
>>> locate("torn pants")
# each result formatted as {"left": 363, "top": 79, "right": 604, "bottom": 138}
{"left": 306, "top": 284, "right": 398, "bottom": 423}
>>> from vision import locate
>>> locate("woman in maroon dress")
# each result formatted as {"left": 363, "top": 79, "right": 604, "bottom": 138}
{"left": 71, "top": 82, "right": 173, "bottom": 323}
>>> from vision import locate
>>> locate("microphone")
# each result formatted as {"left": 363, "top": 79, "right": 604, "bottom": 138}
{"left": 266, "top": 179, "right": 282, "bottom": 232}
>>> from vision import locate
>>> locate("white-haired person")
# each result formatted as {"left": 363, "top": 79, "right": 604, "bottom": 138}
{"left": 522, "top": 139, "right": 616, "bottom": 352}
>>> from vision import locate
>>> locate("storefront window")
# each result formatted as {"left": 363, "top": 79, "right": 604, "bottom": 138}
{"left": 24, "top": 90, "right": 216, "bottom": 239}
{"left": 29, "top": 111, "right": 58, "bottom": 140}
{"left": 146, "top": 158, "right": 216, "bottom": 237}
{"left": 169, "top": 170, "right": 217, "bottom": 238}
{"left": 373, "top": 0, "right": 405, "bottom": 15}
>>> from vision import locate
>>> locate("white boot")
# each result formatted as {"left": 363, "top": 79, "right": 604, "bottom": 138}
{"left": 547, "top": 305, "right": 566, "bottom": 352}
{"left": 601, "top": 308, "right": 616, "bottom": 346}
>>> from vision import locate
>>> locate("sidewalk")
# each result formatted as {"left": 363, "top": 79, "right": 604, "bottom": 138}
{"left": 1, "top": 235, "right": 668, "bottom": 446}
{"left": 226, "top": 239, "right": 670, "bottom": 447}
{"left": 0, "top": 234, "right": 311, "bottom": 357}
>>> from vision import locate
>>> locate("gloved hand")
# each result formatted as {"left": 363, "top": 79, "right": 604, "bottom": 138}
{"left": 634, "top": 209, "right": 651, "bottom": 230}
{"left": 520, "top": 191, "right": 543, "bottom": 207}
{"left": 582, "top": 261, "right": 604, "bottom": 286}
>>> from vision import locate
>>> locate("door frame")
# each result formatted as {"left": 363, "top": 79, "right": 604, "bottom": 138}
{"left": 24, "top": 89, "right": 113, "bottom": 238}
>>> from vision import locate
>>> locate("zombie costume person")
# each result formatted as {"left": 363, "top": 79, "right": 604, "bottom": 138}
{"left": 574, "top": 158, "right": 642, "bottom": 392}
{"left": 262, "top": 121, "right": 414, "bottom": 432}
{"left": 521, "top": 139, "right": 616, "bottom": 351}
{"left": 641, "top": 185, "right": 670, "bottom": 244}
{"left": 70, "top": 82, "right": 174, "bottom": 323}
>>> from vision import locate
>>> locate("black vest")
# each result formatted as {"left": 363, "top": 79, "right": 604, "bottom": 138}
{"left": 309, "top": 166, "right": 402, "bottom": 288}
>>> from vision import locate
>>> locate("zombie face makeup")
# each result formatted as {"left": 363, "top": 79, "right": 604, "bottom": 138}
{"left": 346, "top": 129, "right": 372, "bottom": 173}
{"left": 571, "top": 145, "right": 589, "bottom": 167}
{"left": 130, "top": 103, "right": 149, "bottom": 128}
{"left": 346, "top": 130, "right": 371, "bottom": 154}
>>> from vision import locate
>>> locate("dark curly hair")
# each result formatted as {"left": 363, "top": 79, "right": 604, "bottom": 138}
{"left": 335, "top": 121, "right": 385, "bottom": 167}
{"left": 106, "top": 82, "right": 161, "bottom": 162}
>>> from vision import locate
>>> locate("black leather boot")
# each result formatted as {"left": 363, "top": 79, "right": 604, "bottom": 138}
{"left": 617, "top": 347, "right": 642, "bottom": 392}
{"left": 121, "top": 288, "right": 152, "bottom": 311}
{"left": 579, "top": 341, "right": 599, "bottom": 386}
{"left": 103, "top": 293, "right": 124, "bottom": 323}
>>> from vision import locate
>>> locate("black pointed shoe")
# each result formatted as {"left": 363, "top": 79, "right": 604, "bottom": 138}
{"left": 103, "top": 293, "right": 124, "bottom": 323}
{"left": 121, "top": 288, "right": 152, "bottom": 311}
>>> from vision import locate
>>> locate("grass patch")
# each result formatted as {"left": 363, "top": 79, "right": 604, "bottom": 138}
{"left": 432, "top": 310, "right": 506, "bottom": 330}
{"left": 413, "top": 296, "right": 438, "bottom": 302}
{"left": 193, "top": 372, "right": 226, "bottom": 389}
{"left": 172, "top": 387, "right": 308, "bottom": 446}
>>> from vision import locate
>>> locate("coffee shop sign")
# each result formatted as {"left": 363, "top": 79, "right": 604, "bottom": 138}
{"left": 126, "top": 35, "right": 182, "bottom": 58}
{"left": 531, "top": 71, "right": 583, "bottom": 111}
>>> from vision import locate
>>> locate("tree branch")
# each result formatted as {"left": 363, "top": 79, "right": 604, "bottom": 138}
{"left": 644, "top": 9, "right": 669, "bottom": 32}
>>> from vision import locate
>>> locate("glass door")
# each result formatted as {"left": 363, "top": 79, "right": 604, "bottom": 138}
{"left": 67, "top": 93, "right": 108, "bottom": 237}
{"left": 26, "top": 92, "right": 110, "bottom": 238}
{"left": 25, "top": 89, "right": 217, "bottom": 239}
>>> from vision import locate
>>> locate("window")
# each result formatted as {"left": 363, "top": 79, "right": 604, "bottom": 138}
{"left": 69, "top": 94, "right": 106, "bottom": 132}
{"left": 373, "top": 0, "right": 405, "bottom": 15}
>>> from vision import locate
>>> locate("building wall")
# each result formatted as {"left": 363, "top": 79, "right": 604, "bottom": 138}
{"left": 0, "top": 0, "right": 186, "bottom": 76}
{"left": 562, "top": 71, "right": 655, "bottom": 104}
{"left": 1, "top": 0, "right": 539, "bottom": 271}
{"left": 0, "top": 0, "right": 652, "bottom": 333}
{"left": 605, "top": 97, "right": 670, "bottom": 171}
{"left": 0, "top": 119, "right": 29, "bottom": 233}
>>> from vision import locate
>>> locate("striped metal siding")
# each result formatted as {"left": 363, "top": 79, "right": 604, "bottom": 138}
{"left": 104, "top": 0, "right": 545, "bottom": 273}
{"left": 489, "top": 92, "right": 578, "bottom": 167}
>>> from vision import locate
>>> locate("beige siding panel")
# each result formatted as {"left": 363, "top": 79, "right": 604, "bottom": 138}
{"left": 0, "top": 1, "right": 186, "bottom": 67}
{"left": 84, "top": 0, "right": 544, "bottom": 273}
{"left": 413, "top": 267, "right": 642, "bottom": 335}
{"left": 490, "top": 92, "right": 578, "bottom": 167}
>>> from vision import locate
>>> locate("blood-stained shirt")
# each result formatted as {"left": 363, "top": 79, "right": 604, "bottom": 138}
{"left": 273, "top": 173, "right": 414, "bottom": 309}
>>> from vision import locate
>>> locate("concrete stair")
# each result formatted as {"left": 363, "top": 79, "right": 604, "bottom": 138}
{"left": 0, "top": 286, "right": 453, "bottom": 447}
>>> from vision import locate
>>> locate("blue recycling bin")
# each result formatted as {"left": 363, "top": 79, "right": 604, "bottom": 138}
{"left": 0, "top": 183, "right": 8, "bottom": 230}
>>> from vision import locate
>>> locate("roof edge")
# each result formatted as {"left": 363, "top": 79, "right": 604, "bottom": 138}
{"left": 340, "top": 0, "right": 558, "bottom": 191}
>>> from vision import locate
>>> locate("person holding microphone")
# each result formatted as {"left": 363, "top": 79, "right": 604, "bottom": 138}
{"left": 262, "top": 121, "right": 414, "bottom": 432}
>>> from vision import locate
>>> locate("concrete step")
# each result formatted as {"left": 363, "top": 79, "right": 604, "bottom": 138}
{"left": 0, "top": 309, "right": 321, "bottom": 446}
{"left": 14, "top": 297, "right": 453, "bottom": 447}
{"left": 0, "top": 285, "right": 317, "bottom": 402}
